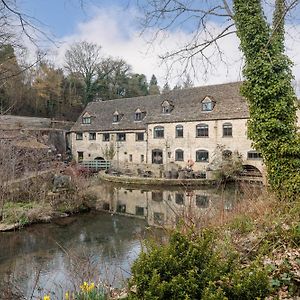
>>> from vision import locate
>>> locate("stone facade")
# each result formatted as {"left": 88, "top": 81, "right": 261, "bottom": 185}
{"left": 70, "top": 82, "right": 300, "bottom": 178}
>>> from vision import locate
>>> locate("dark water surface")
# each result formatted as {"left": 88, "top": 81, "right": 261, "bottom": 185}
{"left": 0, "top": 181, "right": 263, "bottom": 298}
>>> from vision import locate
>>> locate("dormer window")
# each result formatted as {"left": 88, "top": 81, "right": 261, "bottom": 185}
{"left": 113, "top": 111, "right": 121, "bottom": 123}
{"left": 202, "top": 96, "right": 214, "bottom": 112}
{"left": 82, "top": 112, "right": 91, "bottom": 124}
{"left": 161, "top": 100, "right": 173, "bottom": 114}
{"left": 134, "top": 108, "right": 146, "bottom": 121}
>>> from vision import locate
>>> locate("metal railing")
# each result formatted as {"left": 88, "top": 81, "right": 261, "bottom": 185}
{"left": 79, "top": 160, "right": 111, "bottom": 171}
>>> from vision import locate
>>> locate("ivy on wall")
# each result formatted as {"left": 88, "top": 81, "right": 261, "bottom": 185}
{"left": 233, "top": 0, "right": 300, "bottom": 200}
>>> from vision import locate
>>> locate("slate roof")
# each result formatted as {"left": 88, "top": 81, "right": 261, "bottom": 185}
{"left": 71, "top": 81, "right": 249, "bottom": 132}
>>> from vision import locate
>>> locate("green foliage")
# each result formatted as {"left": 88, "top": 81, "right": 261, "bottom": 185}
{"left": 233, "top": 0, "right": 300, "bottom": 200}
{"left": 129, "top": 230, "right": 270, "bottom": 300}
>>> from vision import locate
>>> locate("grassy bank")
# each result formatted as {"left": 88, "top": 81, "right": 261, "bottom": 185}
{"left": 0, "top": 174, "right": 97, "bottom": 231}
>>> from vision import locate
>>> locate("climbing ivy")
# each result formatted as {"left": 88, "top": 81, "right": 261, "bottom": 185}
{"left": 233, "top": 0, "right": 300, "bottom": 200}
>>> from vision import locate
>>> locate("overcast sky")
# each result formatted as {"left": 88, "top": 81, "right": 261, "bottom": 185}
{"left": 19, "top": 0, "right": 300, "bottom": 89}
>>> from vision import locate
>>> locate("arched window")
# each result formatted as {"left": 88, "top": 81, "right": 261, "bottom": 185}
{"left": 175, "top": 149, "right": 184, "bottom": 161}
{"left": 196, "top": 150, "right": 209, "bottom": 162}
{"left": 175, "top": 124, "right": 183, "bottom": 138}
{"left": 196, "top": 123, "right": 209, "bottom": 137}
{"left": 223, "top": 122, "right": 232, "bottom": 137}
{"left": 153, "top": 126, "right": 164, "bottom": 138}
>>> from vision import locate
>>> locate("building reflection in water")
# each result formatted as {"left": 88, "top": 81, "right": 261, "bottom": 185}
{"left": 89, "top": 181, "right": 258, "bottom": 228}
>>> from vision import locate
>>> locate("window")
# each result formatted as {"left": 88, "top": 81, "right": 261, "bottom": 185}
{"left": 134, "top": 109, "right": 146, "bottom": 121}
{"left": 135, "top": 206, "right": 144, "bottom": 216}
{"left": 116, "top": 133, "right": 126, "bottom": 141}
{"left": 113, "top": 114, "right": 119, "bottom": 122}
{"left": 129, "top": 154, "right": 133, "bottom": 162}
{"left": 196, "top": 150, "right": 209, "bottom": 162}
{"left": 82, "top": 116, "right": 91, "bottom": 124}
{"left": 175, "top": 193, "right": 184, "bottom": 205}
{"left": 196, "top": 195, "right": 209, "bottom": 208}
{"left": 153, "top": 126, "right": 164, "bottom": 138}
{"left": 113, "top": 111, "right": 121, "bottom": 123}
{"left": 152, "top": 149, "right": 163, "bottom": 164}
{"left": 77, "top": 151, "right": 83, "bottom": 161}
{"left": 175, "top": 125, "right": 183, "bottom": 138}
{"left": 202, "top": 97, "right": 214, "bottom": 111}
{"left": 141, "top": 154, "right": 144, "bottom": 162}
{"left": 76, "top": 132, "right": 83, "bottom": 140}
{"left": 89, "top": 132, "right": 96, "bottom": 140}
{"left": 223, "top": 123, "right": 233, "bottom": 137}
{"left": 103, "top": 133, "right": 110, "bottom": 142}
{"left": 175, "top": 149, "right": 184, "bottom": 161}
{"left": 136, "top": 132, "right": 144, "bottom": 141}
{"left": 135, "top": 112, "right": 142, "bottom": 121}
{"left": 196, "top": 124, "right": 209, "bottom": 137}
{"left": 161, "top": 100, "right": 173, "bottom": 114}
{"left": 247, "top": 151, "right": 262, "bottom": 160}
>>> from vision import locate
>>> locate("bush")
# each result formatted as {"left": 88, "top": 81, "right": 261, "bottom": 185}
{"left": 129, "top": 230, "right": 270, "bottom": 300}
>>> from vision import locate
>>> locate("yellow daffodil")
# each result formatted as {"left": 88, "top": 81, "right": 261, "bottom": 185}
{"left": 43, "top": 296, "right": 50, "bottom": 300}
{"left": 65, "top": 291, "right": 69, "bottom": 300}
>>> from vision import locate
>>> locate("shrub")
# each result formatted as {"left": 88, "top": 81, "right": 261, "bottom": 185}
{"left": 129, "top": 230, "right": 270, "bottom": 300}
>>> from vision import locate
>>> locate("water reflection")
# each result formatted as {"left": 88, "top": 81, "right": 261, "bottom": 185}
{"left": 89, "top": 181, "right": 259, "bottom": 228}
{"left": 0, "top": 181, "right": 263, "bottom": 297}
{"left": 0, "top": 212, "right": 146, "bottom": 298}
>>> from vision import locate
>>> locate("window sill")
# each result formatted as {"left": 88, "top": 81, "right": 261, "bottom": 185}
{"left": 196, "top": 136, "right": 209, "bottom": 138}
{"left": 222, "top": 136, "right": 233, "bottom": 138}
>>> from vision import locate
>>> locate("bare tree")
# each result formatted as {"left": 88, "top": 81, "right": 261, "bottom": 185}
{"left": 65, "top": 41, "right": 102, "bottom": 104}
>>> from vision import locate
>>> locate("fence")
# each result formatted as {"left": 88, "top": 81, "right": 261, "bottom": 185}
{"left": 79, "top": 160, "right": 111, "bottom": 171}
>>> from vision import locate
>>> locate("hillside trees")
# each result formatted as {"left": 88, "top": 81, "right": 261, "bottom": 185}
{"left": 140, "top": 0, "right": 300, "bottom": 200}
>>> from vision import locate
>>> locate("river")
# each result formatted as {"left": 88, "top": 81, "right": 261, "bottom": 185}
{"left": 0, "top": 180, "right": 262, "bottom": 299}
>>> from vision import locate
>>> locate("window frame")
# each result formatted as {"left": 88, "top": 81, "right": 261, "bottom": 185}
{"left": 175, "top": 149, "right": 184, "bottom": 161}
{"left": 136, "top": 132, "right": 144, "bottom": 141}
{"left": 196, "top": 150, "right": 209, "bottom": 162}
{"left": 116, "top": 132, "right": 126, "bottom": 141}
{"left": 76, "top": 132, "right": 83, "bottom": 140}
{"left": 247, "top": 151, "right": 262, "bottom": 160}
{"left": 201, "top": 97, "right": 214, "bottom": 112}
{"left": 89, "top": 132, "right": 96, "bottom": 140}
{"left": 82, "top": 116, "right": 91, "bottom": 124}
{"left": 153, "top": 126, "right": 164, "bottom": 139}
{"left": 102, "top": 133, "right": 110, "bottom": 142}
{"left": 223, "top": 122, "right": 233, "bottom": 137}
{"left": 196, "top": 123, "right": 209, "bottom": 137}
{"left": 175, "top": 124, "right": 184, "bottom": 138}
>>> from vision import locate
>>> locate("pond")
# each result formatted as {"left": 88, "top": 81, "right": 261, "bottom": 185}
{"left": 0, "top": 180, "right": 263, "bottom": 298}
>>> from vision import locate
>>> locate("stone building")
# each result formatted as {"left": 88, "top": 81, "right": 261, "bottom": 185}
{"left": 70, "top": 81, "right": 300, "bottom": 177}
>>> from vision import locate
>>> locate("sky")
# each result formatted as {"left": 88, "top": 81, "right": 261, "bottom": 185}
{"left": 18, "top": 0, "right": 300, "bottom": 89}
